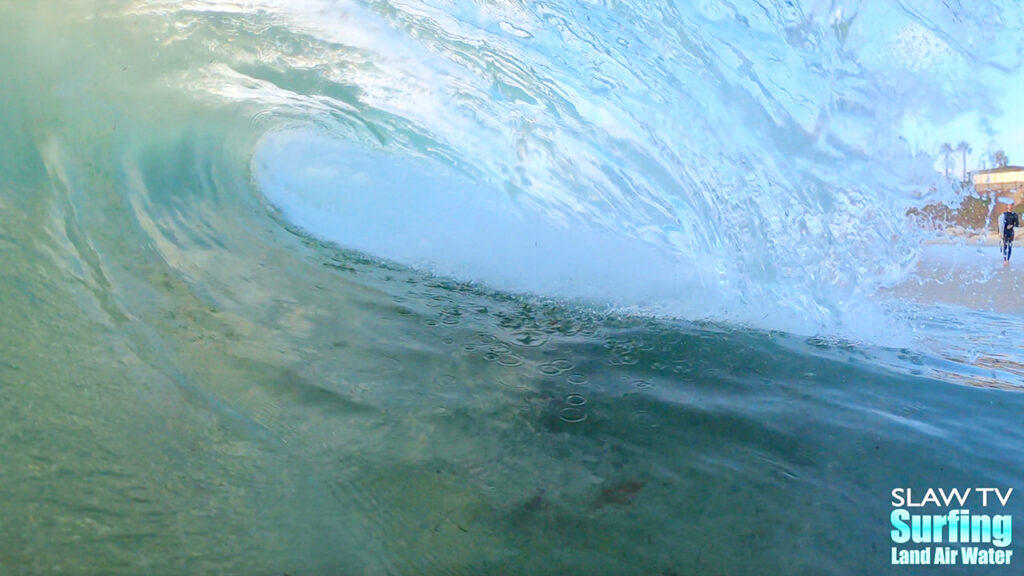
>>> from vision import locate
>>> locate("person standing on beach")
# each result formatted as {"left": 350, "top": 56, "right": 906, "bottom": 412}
{"left": 999, "top": 204, "right": 1020, "bottom": 265}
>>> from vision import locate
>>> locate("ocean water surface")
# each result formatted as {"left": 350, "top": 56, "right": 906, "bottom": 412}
{"left": 1, "top": 1, "right": 1022, "bottom": 574}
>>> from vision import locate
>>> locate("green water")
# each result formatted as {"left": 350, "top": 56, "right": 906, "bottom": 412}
{"left": 0, "top": 3, "right": 1022, "bottom": 575}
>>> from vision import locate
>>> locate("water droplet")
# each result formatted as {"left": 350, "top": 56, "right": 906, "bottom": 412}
{"left": 550, "top": 359, "right": 574, "bottom": 371}
{"left": 567, "top": 373, "right": 588, "bottom": 385}
{"left": 559, "top": 407, "right": 587, "bottom": 423}
{"left": 488, "top": 343, "right": 512, "bottom": 354}
{"left": 539, "top": 359, "right": 574, "bottom": 376}
{"left": 631, "top": 411, "right": 658, "bottom": 428}
{"left": 497, "top": 353, "right": 524, "bottom": 367}
{"left": 565, "top": 393, "right": 586, "bottom": 407}
{"left": 539, "top": 363, "right": 562, "bottom": 376}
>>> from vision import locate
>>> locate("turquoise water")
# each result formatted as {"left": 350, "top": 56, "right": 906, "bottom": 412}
{"left": 1, "top": 2, "right": 1022, "bottom": 574}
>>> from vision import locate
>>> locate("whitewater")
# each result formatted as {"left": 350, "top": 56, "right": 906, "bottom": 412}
{"left": 0, "top": 1, "right": 1022, "bottom": 575}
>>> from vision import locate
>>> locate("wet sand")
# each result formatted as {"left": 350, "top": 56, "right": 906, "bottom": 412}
{"left": 883, "top": 240, "right": 1024, "bottom": 314}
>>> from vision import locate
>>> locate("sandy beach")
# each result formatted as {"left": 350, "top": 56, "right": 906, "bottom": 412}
{"left": 883, "top": 237, "right": 1024, "bottom": 314}
{"left": 875, "top": 237, "right": 1024, "bottom": 389}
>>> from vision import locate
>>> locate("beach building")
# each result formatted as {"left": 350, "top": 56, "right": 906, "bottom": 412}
{"left": 972, "top": 165, "right": 1024, "bottom": 196}
{"left": 971, "top": 166, "right": 1024, "bottom": 229}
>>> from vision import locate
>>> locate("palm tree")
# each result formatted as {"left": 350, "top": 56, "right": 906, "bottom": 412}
{"left": 957, "top": 141, "right": 971, "bottom": 182}
{"left": 940, "top": 142, "right": 954, "bottom": 180}
{"left": 992, "top": 149, "right": 1009, "bottom": 168}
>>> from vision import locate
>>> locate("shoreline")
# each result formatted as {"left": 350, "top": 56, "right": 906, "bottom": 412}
{"left": 881, "top": 239, "right": 1024, "bottom": 314}
{"left": 922, "top": 231, "right": 1004, "bottom": 247}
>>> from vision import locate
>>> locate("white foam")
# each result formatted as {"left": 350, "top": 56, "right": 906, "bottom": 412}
{"left": 256, "top": 127, "right": 928, "bottom": 347}
{"left": 254, "top": 128, "right": 718, "bottom": 308}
